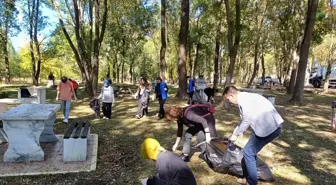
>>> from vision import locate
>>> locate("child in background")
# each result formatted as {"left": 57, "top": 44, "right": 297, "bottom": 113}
{"left": 97, "top": 80, "right": 115, "bottom": 119}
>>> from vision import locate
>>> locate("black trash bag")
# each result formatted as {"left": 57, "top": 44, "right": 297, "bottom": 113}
{"left": 199, "top": 138, "right": 274, "bottom": 182}
{"left": 89, "top": 99, "right": 100, "bottom": 118}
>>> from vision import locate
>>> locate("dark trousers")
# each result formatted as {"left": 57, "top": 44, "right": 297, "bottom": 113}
{"left": 102, "top": 102, "right": 112, "bottom": 119}
{"left": 158, "top": 98, "right": 166, "bottom": 118}
{"left": 188, "top": 92, "right": 194, "bottom": 104}
{"left": 242, "top": 126, "right": 282, "bottom": 185}
{"left": 182, "top": 127, "right": 205, "bottom": 155}
{"left": 143, "top": 94, "right": 150, "bottom": 116}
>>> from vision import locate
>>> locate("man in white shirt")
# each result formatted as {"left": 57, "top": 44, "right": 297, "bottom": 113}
{"left": 223, "top": 86, "right": 283, "bottom": 185}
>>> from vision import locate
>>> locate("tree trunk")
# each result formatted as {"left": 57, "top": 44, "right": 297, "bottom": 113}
{"left": 160, "top": 0, "right": 167, "bottom": 80}
{"left": 51, "top": 0, "right": 107, "bottom": 97}
{"left": 219, "top": 49, "right": 223, "bottom": 85}
{"left": 193, "top": 43, "right": 200, "bottom": 79}
{"left": 107, "top": 64, "right": 110, "bottom": 77}
{"left": 129, "top": 63, "right": 133, "bottom": 83}
{"left": 32, "top": 0, "right": 42, "bottom": 86}
{"left": 188, "top": 45, "right": 193, "bottom": 76}
{"left": 288, "top": 46, "right": 300, "bottom": 94}
{"left": 290, "top": 0, "right": 319, "bottom": 103}
{"left": 261, "top": 53, "right": 266, "bottom": 85}
{"left": 323, "top": 1, "right": 334, "bottom": 93}
{"left": 4, "top": 15, "right": 10, "bottom": 83}
{"left": 29, "top": 0, "right": 37, "bottom": 86}
{"left": 224, "top": 0, "right": 241, "bottom": 87}
{"left": 117, "top": 63, "right": 120, "bottom": 83}
{"left": 213, "top": 39, "right": 220, "bottom": 89}
{"left": 121, "top": 60, "right": 125, "bottom": 83}
{"left": 247, "top": 43, "right": 259, "bottom": 88}
{"left": 176, "top": 0, "right": 189, "bottom": 98}
{"left": 324, "top": 62, "right": 332, "bottom": 92}
{"left": 112, "top": 57, "right": 117, "bottom": 82}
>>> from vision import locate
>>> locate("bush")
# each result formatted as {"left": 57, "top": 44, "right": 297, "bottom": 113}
{"left": 0, "top": 92, "right": 9, "bottom": 98}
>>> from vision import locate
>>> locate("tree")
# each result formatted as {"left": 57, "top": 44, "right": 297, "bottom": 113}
{"left": 51, "top": 0, "right": 108, "bottom": 96}
{"left": 213, "top": 0, "right": 223, "bottom": 89}
{"left": 160, "top": 0, "right": 167, "bottom": 80}
{"left": 290, "top": 0, "right": 319, "bottom": 103}
{"left": 25, "top": 0, "right": 46, "bottom": 86}
{"left": 176, "top": 0, "right": 189, "bottom": 98}
{"left": 0, "top": 0, "right": 19, "bottom": 83}
{"left": 224, "top": 0, "right": 241, "bottom": 87}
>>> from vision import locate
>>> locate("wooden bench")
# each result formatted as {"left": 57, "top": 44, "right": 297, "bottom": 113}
{"left": 63, "top": 120, "right": 91, "bottom": 162}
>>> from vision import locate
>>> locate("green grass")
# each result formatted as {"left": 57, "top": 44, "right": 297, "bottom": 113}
{"left": 0, "top": 84, "right": 336, "bottom": 185}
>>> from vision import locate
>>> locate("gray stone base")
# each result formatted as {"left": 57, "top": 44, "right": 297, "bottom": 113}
{"left": 0, "top": 134, "right": 98, "bottom": 177}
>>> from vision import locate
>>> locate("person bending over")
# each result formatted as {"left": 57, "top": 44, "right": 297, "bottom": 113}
{"left": 140, "top": 138, "right": 197, "bottom": 185}
{"left": 223, "top": 86, "right": 283, "bottom": 185}
{"left": 166, "top": 105, "right": 217, "bottom": 162}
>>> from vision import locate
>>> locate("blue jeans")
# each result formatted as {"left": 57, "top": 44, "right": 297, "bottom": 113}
{"left": 61, "top": 100, "right": 71, "bottom": 120}
{"left": 242, "top": 126, "right": 282, "bottom": 185}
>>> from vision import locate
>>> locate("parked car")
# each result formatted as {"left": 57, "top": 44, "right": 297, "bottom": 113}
{"left": 254, "top": 76, "right": 280, "bottom": 86}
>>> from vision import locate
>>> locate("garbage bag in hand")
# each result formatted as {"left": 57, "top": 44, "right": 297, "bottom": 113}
{"left": 198, "top": 138, "right": 274, "bottom": 182}
{"left": 89, "top": 99, "right": 100, "bottom": 117}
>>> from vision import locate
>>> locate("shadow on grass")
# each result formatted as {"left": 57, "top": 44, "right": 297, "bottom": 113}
{"left": 0, "top": 85, "right": 336, "bottom": 185}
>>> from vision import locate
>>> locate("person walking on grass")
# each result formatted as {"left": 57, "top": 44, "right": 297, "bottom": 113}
{"left": 223, "top": 86, "right": 283, "bottom": 185}
{"left": 155, "top": 77, "right": 168, "bottom": 120}
{"left": 56, "top": 76, "right": 77, "bottom": 123}
{"left": 142, "top": 77, "right": 151, "bottom": 117}
{"left": 140, "top": 138, "right": 197, "bottom": 185}
{"left": 135, "top": 77, "right": 150, "bottom": 119}
{"left": 97, "top": 79, "right": 115, "bottom": 120}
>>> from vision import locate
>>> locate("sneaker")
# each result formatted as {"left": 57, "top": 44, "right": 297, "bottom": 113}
{"left": 143, "top": 115, "right": 147, "bottom": 118}
{"left": 136, "top": 115, "right": 141, "bottom": 119}
{"left": 103, "top": 116, "right": 107, "bottom": 119}
{"left": 180, "top": 154, "right": 189, "bottom": 162}
{"left": 63, "top": 119, "right": 68, "bottom": 123}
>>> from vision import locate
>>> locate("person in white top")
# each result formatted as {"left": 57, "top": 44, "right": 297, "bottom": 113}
{"left": 223, "top": 86, "right": 283, "bottom": 185}
{"left": 97, "top": 79, "right": 115, "bottom": 119}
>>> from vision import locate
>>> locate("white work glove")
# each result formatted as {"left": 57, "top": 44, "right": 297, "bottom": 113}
{"left": 56, "top": 97, "right": 59, "bottom": 101}
{"left": 229, "top": 133, "right": 238, "bottom": 142}
{"left": 141, "top": 178, "right": 148, "bottom": 185}
{"left": 172, "top": 143, "right": 178, "bottom": 151}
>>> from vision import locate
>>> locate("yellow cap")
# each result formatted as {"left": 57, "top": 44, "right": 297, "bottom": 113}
{"left": 141, "top": 138, "right": 161, "bottom": 160}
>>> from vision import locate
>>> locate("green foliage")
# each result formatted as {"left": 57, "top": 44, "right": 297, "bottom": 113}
{"left": 0, "top": 0, "right": 335, "bottom": 86}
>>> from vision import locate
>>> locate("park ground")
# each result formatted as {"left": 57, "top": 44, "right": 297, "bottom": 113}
{"left": 0, "top": 84, "right": 335, "bottom": 185}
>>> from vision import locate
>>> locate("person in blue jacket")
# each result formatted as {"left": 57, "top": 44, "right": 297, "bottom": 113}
{"left": 155, "top": 77, "right": 168, "bottom": 120}
{"left": 187, "top": 76, "right": 195, "bottom": 104}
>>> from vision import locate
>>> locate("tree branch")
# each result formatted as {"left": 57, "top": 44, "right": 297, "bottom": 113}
{"left": 99, "top": 0, "right": 108, "bottom": 47}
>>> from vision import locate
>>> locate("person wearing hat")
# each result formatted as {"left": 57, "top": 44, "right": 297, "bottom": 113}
{"left": 165, "top": 105, "right": 217, "bottom": 162}
{"left": 140, "top": 138, "right": 197, "bottom": 185}
{"left": 97, "top": 79, "right": 115, "bottom": 119}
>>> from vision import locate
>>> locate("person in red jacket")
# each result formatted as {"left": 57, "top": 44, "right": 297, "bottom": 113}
{"left": 68, "top": 78, "right": 78, "bottom": 96}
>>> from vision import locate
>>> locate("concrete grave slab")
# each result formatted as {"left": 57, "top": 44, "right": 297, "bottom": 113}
{"left": 0, "top": 134, "right": 98, "bottom": 177}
